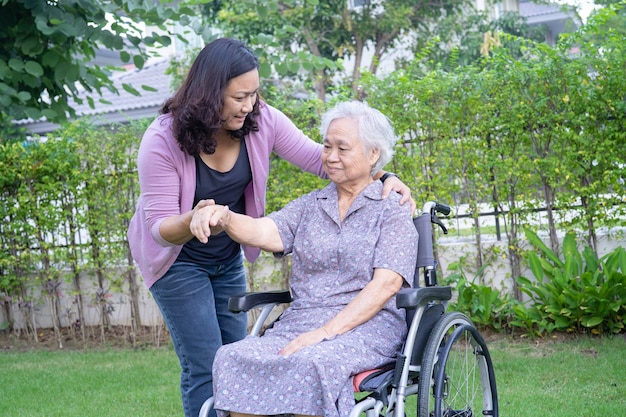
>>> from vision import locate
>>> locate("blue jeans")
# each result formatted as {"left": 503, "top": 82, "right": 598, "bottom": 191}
{"left": 150, "top": 255, "right": 247, "bottom": 417}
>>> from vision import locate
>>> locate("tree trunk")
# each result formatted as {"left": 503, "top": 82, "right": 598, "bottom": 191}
{"left": 125, "top": 237, "right": 142, "bottom": 345}
{"left": 473, "top": 215, "right": 484, "bottom": 284}
{"left": 579, "top": 174, "right": 598, "bottom": 256}
{"left": 65, "top": 203, "right": 87, "bottom": 346}
{"left": 541, "top": 180, "right": 560, "bottom": 254}
{"left": 45, "top": 281, "right": 63, "bottom": 349}
{"left": 1, "top": 301, "right": 13, "bottom": 333}
{"left": 36, "top": 220, "right": 63, "bottom": 348}
{"left": 71, "top": 271, "right": 87, "bottom": 347}
{"left": 368, "top": 30, "right": 396, "bottom": 76}
{"left": 90, "top": 230, "right": 110, "bottom": 344}
{"left": 19, "top": 286, "right": 38, "bottom": 342}
{"left": 580, "top": 195, "right": 598, "bottom": 256}
{"left": 126, "top": 267, "right": 140, "bottom": 339}
{"left": 504, "top": 201, "right": 522, "bottom": 301}
{"left": 352, "top": 36, "right": 366, "bottom": 99}
{"left": 313, "top": 70, "right": 326, "bottom": 102}
{"left": 300, "top": 26, "right": 327, "bottom": 101}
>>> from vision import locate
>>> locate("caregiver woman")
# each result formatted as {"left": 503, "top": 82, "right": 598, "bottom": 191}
{"left": 127, "top": 37, "right": 413, "bottom": 417}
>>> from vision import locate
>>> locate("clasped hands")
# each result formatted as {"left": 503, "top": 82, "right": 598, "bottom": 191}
{"left": 190, "top": 200, "right": 333, "bottom": 355}
{"left": 189, "top": 199, "right": 231, "bottom": 244}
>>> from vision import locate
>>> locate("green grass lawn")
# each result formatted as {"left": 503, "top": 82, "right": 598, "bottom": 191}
{"left": 491, "top": 335, "right": 626, "bottom": 417}
{"left": 0, "top": 347, "right": 181, "bottom": 417}
{"left": 1, "top": 335, "right": 624, "bottom": 417}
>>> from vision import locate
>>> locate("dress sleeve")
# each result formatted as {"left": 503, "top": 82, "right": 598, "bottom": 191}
{"left": 267, "top": 192, "right": 315, "bottom": 255}
{"left": 372, "top": 197, "right": 418, "bottom": 286}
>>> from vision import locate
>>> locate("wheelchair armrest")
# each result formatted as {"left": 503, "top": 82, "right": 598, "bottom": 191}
{"left": 396, "top": 286, "right": 452, "bottom": 309}
{"left": 228, "top": 290, "right": 293, "bottom": 313}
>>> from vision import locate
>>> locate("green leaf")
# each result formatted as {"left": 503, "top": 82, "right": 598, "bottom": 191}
{"left": 551, "top": 316, "right": 570, "bottom": 330}
{"left": 259, "top": 62, "right": 272, "bottom": 78}
{"left": 287, "top": 60, "right": 300, "bottom": 73}
{"left": 42, "top": 50, "right": 61, "bottom": 67}
{"left": 8, "top": 58, "right": 24, "bottom": 71}
{"left": 41, "top": 109, "right": 57, "bottom": 119}
{"left": 527, "top": 252, "right": 544, "bottom": 281}
{"left": 24, "top": 61, "right": 44, "bottom": 77}
{"left": 275, "top": 62, "right": 288, "bottom": 75}
{"left": 582, "top": 316, "right": 603, "bottom": 327}
{"left": 141, "top": 84, "right": 158, "bottom": 92}
{"left": 581, "top": 246, "right": 599, "bottom": 273}
{"left": 16, "top": 91, "right": 31, "bottom": 102}
{"left": 562, "top": 231, "right": 582, "bottom": 277}
{"left": 121, "top": 83, "right": 140, "bottom": 96}
{"left": 524, "top": 227, "right": 563, "bottom": 267}
{"left": 133, "top": 54, "right": 145, "bottom": 69}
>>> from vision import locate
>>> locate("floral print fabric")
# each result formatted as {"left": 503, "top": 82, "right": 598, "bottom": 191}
{"left": 213, "top": 181, "right": 417, "bottom": 417}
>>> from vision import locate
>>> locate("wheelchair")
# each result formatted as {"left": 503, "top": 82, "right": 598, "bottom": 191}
{"left": 200, "top": 201, "right": 498, "bottom": 417}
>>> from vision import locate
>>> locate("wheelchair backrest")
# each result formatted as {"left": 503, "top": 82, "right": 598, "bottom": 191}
{"left": 413, "top": 212, "right": 436, "bottom": 286}
{"left": 406, "top": 202, "right": 451, "bottom": 365}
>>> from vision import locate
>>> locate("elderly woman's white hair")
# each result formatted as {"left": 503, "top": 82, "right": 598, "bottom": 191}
{"left": 319, "top": 101, "right": 397, "bottom": 175}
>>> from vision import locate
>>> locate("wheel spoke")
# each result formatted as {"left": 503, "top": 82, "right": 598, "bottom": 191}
{"left": 418, "top": 312, "right": 498, "bottom": 417}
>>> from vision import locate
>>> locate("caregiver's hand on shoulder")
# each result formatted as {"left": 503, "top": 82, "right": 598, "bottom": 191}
{"left": 381, "top": 176, "right": 416, "bottom": 215}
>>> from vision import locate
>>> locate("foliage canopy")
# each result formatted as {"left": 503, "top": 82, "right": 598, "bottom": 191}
{"left": 0, "top": 0, "right": 194, "bottom": 124}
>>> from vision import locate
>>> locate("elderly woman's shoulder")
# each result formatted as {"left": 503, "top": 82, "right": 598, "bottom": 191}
{"left": 382, "top": 189, "right": 413, "bottom": 216}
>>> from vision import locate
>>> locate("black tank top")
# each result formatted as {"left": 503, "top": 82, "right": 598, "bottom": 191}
{"left": 177, "top": 139, "right": 252, "bottom": 264}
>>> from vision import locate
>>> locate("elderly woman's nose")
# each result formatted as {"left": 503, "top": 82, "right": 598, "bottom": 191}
{"left": 326, "top": 147, "right": 341, "bottom": 161}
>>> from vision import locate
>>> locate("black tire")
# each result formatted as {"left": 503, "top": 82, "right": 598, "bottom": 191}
{"left": 417, "top": 312, "right": 498, "bottom": 417}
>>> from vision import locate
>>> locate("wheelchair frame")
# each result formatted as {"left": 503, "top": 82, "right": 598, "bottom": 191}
{"left": 200, "top": 202, "right": 498, "bottom": 417}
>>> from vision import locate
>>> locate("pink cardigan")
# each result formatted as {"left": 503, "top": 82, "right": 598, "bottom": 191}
{"left": 127, "top": 102, "right": 327, "bottom": 288}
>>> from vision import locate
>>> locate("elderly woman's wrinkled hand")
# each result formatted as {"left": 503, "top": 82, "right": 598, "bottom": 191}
{"left": 190, "top": 203, "right": 231, "bottom": 244}
{"left": 278, "top": 327, "right": 332, "bottom": 356}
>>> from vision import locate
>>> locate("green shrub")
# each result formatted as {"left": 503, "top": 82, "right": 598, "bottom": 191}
{"left": 512, "top": 227, "right": 626, "bottom": 336}
{"left": 444, "top": 257, "right": 514, "bottom": 332}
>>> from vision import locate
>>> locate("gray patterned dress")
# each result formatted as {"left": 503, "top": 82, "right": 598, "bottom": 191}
{"left": 213, "top": 181, "right": 417, "bottom": 417}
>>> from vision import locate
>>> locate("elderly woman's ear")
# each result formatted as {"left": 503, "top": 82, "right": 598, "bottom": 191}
{"left": 369, "top": 147, "right": 381, "bottom": 167}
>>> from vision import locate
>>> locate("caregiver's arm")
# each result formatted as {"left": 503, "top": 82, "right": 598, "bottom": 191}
{"left": 190, "top": 204, "right": 284, "bottom": 253}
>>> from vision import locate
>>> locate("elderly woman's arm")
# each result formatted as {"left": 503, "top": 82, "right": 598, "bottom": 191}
{"left": 190, "top": 204, "right": 285, "bottom": 253}
{"left": 279, "top": 268, "right": 404, "bottom": 356}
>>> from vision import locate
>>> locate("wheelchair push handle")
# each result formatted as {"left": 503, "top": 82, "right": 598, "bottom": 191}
{"left": 421, "top": 201, "right": 450, "bottom": 234}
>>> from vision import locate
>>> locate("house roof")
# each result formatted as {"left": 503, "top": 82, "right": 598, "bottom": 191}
{"left": 18, "top": 58, "right": 175, "bottom": 135}
{"left": 520, "top": 0, "right": 580, "bottom": 40}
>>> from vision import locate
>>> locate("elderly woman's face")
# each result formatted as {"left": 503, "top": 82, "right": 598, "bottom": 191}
{"left": 322, "top": 117, "right": 379, "bottom": 186}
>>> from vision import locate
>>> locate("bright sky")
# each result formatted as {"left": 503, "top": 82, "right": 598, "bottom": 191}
{"left": 558, "top": 0, "right": 598, "bottom": 22}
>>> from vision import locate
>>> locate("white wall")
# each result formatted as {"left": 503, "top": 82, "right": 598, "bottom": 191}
{"left": 2, "top": 227, "right": 623, "bottom": 331}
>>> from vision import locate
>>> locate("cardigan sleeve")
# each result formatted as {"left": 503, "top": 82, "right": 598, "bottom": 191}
{"left": 136, "top": 116, "right": 194, "bottom": 247}
{"left": 264, "top": 103, "right": 328, "bottom": 179}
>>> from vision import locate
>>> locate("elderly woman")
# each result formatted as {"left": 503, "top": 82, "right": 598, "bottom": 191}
{"left": 191, "top": 101, "right": 417, "bottom": 417}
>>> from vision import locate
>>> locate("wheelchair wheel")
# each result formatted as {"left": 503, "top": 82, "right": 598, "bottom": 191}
{"left": 417, "top": 312, "right": 498, "bottom": 417}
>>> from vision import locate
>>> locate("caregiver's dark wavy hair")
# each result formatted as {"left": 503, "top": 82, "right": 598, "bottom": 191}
{"left": 161, "top": 38, "right": 261, "bottom": 156}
